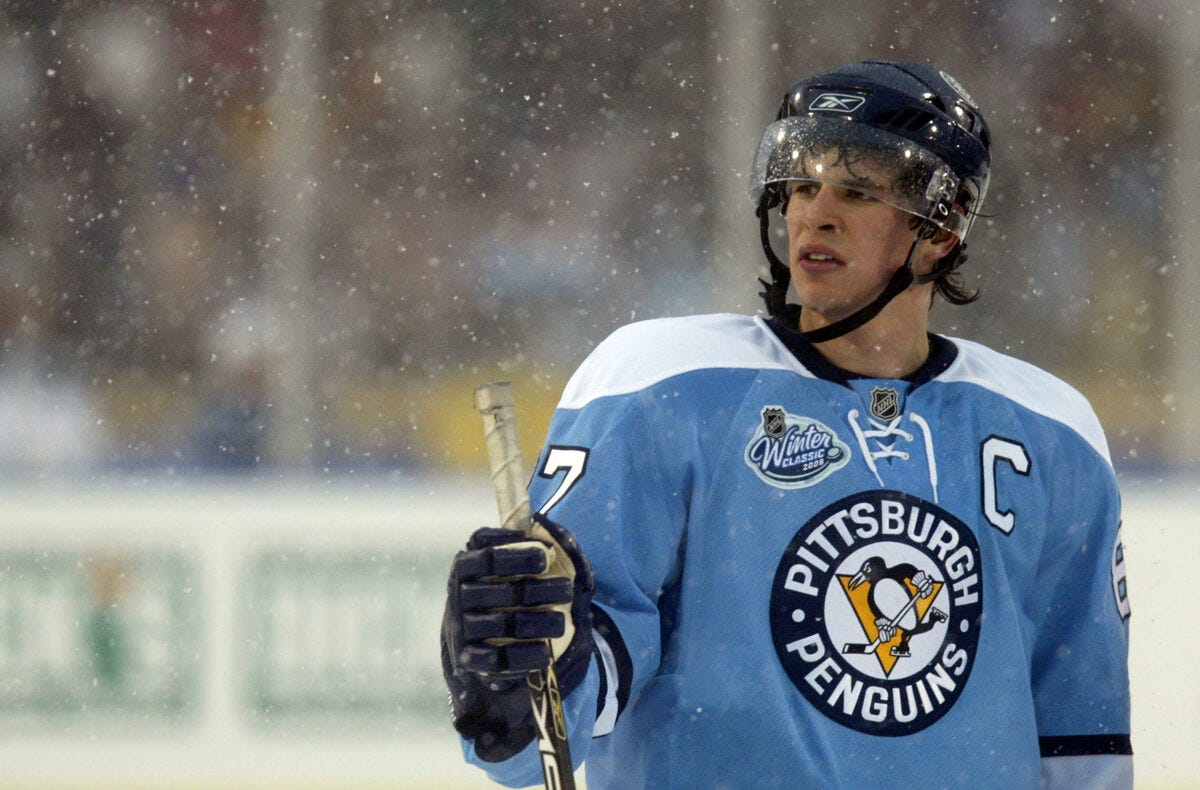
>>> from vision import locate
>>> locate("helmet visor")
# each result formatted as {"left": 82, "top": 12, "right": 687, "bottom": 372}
{"left": 748, "top": 115, "right": 972, "bottom": 239}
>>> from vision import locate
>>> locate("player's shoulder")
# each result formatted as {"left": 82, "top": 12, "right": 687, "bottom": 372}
{"left": 940, "top": 336, "right": 1110, "bottom": 463}
{"left": 559, "top": 313, "right": 802, "bottom": 409}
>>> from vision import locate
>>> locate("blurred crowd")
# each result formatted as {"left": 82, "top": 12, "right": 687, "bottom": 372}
{"left": 0, "top": 0, "right": 1187, "bottom": 474}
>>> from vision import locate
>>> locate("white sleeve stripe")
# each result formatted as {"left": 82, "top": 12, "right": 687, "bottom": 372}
{"left": 1040, "top": 754, "right": 1133, "bottom": 789}
{"left": 558, "top": 315, "right": 808, "bottom": 410}
{"left": 592, "top": 628, "right": 620, "bottom": 737}
{"left": 940, "top": 336, "right": 1113, "bottom": 464}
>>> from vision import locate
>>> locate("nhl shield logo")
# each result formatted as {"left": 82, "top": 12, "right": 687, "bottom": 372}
{"left": 762, "top": 406, "right": 787, "bottom": 439}
{"left": 869, "top": 386, "right": 901, "bottom": 421}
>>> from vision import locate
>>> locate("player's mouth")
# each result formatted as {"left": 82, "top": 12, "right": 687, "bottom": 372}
{"left": 796, "top": 244, "right": 845, "bottom": 273}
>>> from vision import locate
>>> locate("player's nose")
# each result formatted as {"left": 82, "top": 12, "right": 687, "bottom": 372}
{"left": 791, "top": 184, "right": 843, "bottom": 232}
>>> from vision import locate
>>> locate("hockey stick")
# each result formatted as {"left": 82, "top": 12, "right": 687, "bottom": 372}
{"left": 475, "top": 381, "right": 575, "bottom": 790}
{"left": 842, "top": 585, "right": 924, "bottom": 655}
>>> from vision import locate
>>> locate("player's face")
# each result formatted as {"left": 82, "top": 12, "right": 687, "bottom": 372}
{"left": 783, "top": 156, "right": 926, "bottom": 324}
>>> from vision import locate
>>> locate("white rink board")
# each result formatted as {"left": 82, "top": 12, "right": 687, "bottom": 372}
{"left": 0, "top": 473, "right": 1191, "bottom": 789}
{"left": 1122, "top": 478, "right": 1200, "bottom": 790}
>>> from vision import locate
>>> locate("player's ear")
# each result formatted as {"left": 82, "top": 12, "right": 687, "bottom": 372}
{"left": 922, "top": 227, "right": 959, "bottom": 264}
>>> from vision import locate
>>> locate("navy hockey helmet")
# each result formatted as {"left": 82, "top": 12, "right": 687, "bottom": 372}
{"left": 749, "top": 61, "right": 992, "bottom": 338}
{"left": 749, "top": 60, "right": 991, "bottom": 240}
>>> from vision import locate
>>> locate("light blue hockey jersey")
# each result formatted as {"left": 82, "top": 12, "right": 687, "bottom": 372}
{"left": 465, "top": 313, "right": 1132, "bottom": 789}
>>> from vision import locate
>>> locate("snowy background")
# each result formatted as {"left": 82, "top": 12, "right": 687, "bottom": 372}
{"left": 0, "top": 0, "right": 1195, "bottom": 787}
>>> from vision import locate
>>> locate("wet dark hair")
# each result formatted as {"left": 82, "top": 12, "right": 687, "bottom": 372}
{"left": 906, "top": 216, "right": 979, "bottom": 306}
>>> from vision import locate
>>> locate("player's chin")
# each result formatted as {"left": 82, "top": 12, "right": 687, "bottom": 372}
{"left": 793, "top": 287, "right": 861, "bottom": 321}
{"left": 790, "top": 262, "right": 853, "bottom": 292}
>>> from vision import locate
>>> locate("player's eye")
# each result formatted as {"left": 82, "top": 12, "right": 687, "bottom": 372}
{"left": 845, "top": 185, "right": 880, "bottom": 201}
{"left": 789, "top": 182, "right": 820, "bottom": 199}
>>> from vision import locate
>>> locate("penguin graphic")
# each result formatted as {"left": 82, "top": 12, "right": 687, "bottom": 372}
{"left": 846, "top": 556, "right": 948, "bottom": 657}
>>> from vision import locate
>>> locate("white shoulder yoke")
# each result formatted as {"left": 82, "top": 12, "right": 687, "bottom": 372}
{"left": 558, "top": 314, "right": 806, "bottom": 410}
{"left": 940, "top": 337, "right": 1113, "bottom": 465}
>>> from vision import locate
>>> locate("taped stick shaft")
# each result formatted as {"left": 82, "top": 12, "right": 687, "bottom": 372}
{"left": 474, "top": 381, "right": 575, "bottom": 790}
{"left": 474, "top": 382, "right": 533, "bottom": 534}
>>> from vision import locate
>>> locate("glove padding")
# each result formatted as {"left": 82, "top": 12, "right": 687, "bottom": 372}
{"left": 441, "top": 513, "right": 595, "bottom": 762}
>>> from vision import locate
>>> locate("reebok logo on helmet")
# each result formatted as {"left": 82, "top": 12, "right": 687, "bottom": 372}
{"left": 808, "top": 92, "right": 866, "bottom": 113}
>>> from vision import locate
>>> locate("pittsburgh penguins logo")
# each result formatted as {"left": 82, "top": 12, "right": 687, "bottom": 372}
{"left": 841, "top": 557, "right": 948, "bottom": 665}
{"left": 769, "top": 490, "right": 983, "bottom": 736}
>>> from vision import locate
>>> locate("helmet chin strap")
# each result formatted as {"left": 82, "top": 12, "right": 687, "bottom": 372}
{"left": 757, "top": 200, "right": 936, "bottom": 344}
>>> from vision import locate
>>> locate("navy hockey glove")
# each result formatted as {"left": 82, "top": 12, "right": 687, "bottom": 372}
{"left": 441, "top": 513, "right": 595, "bottom": 762}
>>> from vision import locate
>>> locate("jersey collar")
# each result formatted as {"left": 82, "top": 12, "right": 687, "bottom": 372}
{"left": 767, "top": 309, "right": 958, "bottom": 387}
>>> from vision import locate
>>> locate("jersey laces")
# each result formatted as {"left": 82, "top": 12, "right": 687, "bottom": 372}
{"left": 847, "top": 409, "right": 939, "bottom": 502}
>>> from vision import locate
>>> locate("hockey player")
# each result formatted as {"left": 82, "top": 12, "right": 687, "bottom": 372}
{"left": 441, "top": 61, "right": 1132, "bottom": 788}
